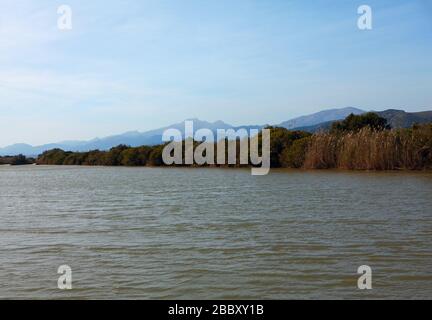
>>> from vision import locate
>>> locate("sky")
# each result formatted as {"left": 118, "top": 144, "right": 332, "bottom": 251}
{"left": 0, "top": 0, "right": 431, "bottom": 146}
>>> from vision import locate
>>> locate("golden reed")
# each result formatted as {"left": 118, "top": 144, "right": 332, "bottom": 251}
{"left": 303, "top": 125, "right": 432, "bottom": 170}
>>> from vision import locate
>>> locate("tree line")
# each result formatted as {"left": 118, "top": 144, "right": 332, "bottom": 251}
{"left": 0, "top": 154, "right": 35, "bottom": 166}
{"left": 32, "top": 113, "right": 432, "bottom": 170}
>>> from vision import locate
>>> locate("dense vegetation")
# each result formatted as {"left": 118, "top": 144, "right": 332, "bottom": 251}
{"left": 37, "top": 144, "right": 165, "bottom": 167}
{"left": 305, "top": 124, "right": 432, "bottom": 170}
{"left": 330, "top": 112, "right": 391, "bottom": 133}
{"left": 0, "top": 154, "right": 35, "bottom": 165}
{"left": 33, "top": 113, "right": 432, "bottom": 170}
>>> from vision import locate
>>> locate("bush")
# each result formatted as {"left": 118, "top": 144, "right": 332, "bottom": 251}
{"left": 279, "top": 136, "right": 311, "bottom": 168}
{"left": 331, "top": 112, "right": 390, "bottom": 134}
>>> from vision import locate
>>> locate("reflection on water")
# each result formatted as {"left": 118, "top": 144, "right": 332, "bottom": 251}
{"left": 0, "top": 165, "right": 431, "bottom": 299}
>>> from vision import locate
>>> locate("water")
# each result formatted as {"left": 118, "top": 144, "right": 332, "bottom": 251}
{"left": 0, "top": 165, "right": 431, "bottom": 299}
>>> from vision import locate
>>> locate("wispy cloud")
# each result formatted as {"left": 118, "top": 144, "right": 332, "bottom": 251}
{"left": 0, "top": 0, "right": 431, "bottom": 146}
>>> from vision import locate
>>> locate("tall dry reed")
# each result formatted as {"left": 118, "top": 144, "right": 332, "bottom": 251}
{"left": 303, "top": 125, "right": 432, "bottom": 170}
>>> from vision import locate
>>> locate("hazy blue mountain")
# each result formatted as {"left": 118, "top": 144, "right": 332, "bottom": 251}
{"left": 292, "top": 121, "right": 335, "bottom": 133}
{"left": 0, "top": 119, "right": 264, "bottom": 156}
{"left": 0, "top": 144, "right": 37, "bottom": 156}
{"left": 292, "top": 109, "right": 432, "bottom": 133}
{"left": 2, "top": 107, "right": 431, "bottom": 156}
{"left": 279, "top": 107, "right": 365, "bottom": 129}
{"left": 376, "top": 109, "right": 432, "bottom": 128}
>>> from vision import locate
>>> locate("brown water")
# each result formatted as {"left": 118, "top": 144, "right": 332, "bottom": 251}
{"left": 0, "top": 165, "right": 431, "bottom": 299}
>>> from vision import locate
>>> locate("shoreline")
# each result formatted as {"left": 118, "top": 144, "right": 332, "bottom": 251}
{"left": 8, "top": 163, "right": 432, "bottom": 173}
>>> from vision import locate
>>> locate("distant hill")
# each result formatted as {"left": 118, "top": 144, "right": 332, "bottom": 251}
{"left": 292, "top": 109, "right": 432, "bottom": 133}
{"left": 0, "top": 119, "right": 263, "bottom": 156}
{"left": 279, "top": 107, "right": 365, "bottom": 129}
{"left": 2, "top": 107, "right": 431, "bottom": 156}
{"left": 376, "top": 109, "right": 432, "bottom": 128}
{"left": 292, "top": 121, "right": 335, "bottom": 133}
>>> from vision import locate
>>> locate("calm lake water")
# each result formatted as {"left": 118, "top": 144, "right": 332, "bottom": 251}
{"left": 0, "top": 165, "right": 432, "bottom": 299}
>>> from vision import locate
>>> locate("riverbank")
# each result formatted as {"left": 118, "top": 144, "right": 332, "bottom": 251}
{"left": 0, "top": 155, "right": 35, "bottom": 166}
{"left": 34, "top": 124, "right": 432, "bottom": 171}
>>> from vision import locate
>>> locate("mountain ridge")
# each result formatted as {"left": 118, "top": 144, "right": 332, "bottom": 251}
{"left": 278, "top": 107, "right": 365, "bottom": 129}
{"left": 2, "top": 107, "right": 431, "bottom": 156}
{"left": 293, "top": 109, "right": 432, "bottom": 133}
{"left": 0, "top": 119, "right": 264, "bottom": 156}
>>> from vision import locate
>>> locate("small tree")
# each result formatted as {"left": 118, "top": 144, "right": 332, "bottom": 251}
{"left": 331, "top": 113, "right": 390, "bottom": 133}
{"left": 10, "top": 154, "right": 28, "bottom": 165}
{"left": 279, "top": 136, "right": 311, "bottom": 168}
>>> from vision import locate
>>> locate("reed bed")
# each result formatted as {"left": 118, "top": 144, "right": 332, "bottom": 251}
{"left": 303, "top": 125, "right": 432, "bottom": 170}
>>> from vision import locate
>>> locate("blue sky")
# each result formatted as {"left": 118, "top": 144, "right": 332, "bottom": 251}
{"left": 0, "top": 0, "right": 431, "bottom": 146}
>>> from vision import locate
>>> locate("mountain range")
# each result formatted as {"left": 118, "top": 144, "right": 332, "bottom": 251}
{"left": 1, "top": 107, "right": 431, "bottom": 156}
{"left": 279, "top": 107, "right": 365, "bottom": 129}
{"left": 0, "top": 119, "right": 263, "bottom": 157}
{"left": 291, "top": 109, "right": 432, "bottom": 133}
